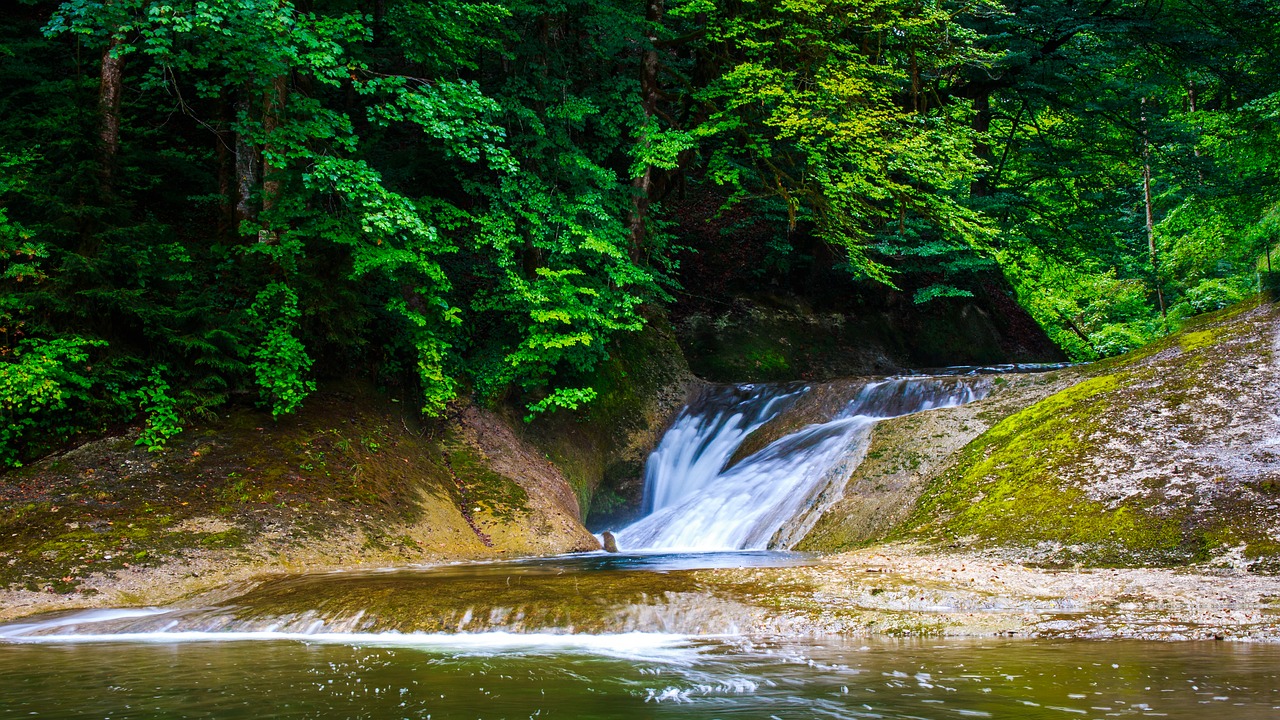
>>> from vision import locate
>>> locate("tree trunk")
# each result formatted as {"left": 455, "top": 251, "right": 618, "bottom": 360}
{"left": 1055, "top": 309, "right": 1098, "bottom": 356}
{"left": 234, "top": 90, "right": 259, "bottom": 227}
{"left": 908, "top": 47, "right": 921, "bottom": 113}
{"left": 1188, "top": 80, "right": 1199, "bottom": 157}
{"left": 628, "top": 0, "right": 664, "bottom": 262}
{"left": 991, "top": 99, "right": 1028, "bottom": 190}
{"left": 98, "top": 37, "right": 124, "bottom": 195}
{"left": 260, "top": 75, "right": 287, "bottom": 224}
{"left": 1141, "top": 97, "right": 1167, "bottom": 322}
{"left": 215, "top": 120, "right": 234, "bottom": 237}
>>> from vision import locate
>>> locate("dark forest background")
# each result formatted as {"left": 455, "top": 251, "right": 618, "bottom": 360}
{"left": 2, "top": 0, "right": 1277, "bottom": 465}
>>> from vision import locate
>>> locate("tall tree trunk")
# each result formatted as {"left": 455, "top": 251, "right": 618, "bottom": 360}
{"left": 215, "top": 98, "right": 235, "bottom": 238}
{"left": 260, "top": 75, "right": 287, "bottom": 236}
{"left": 991, "top": 99, "right": 1028, "bottom": 190}
{"left": 234, "top": 90, "right": 259, "bottom": 227}
{"left": 1141, "top": 97, "right": 1167, "bottom": 322}
{"left": 98, "top": 37, "right": 124, "bottom": 196}
{"left": 908, "top": 47, "right": 921, "bottom": 112}
{"left": 1188, "top": 80, "right": 1199, "bottom": 157}
{"left": 628, "top": 0, "right": 663, "bottom": 262}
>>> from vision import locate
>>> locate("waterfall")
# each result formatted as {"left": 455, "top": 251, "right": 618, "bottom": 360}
{"left": 639, "top": 384, "right": 807, "bottom": 514}
{"left": 615, "top": 377, "right": 987, "bottom": 552}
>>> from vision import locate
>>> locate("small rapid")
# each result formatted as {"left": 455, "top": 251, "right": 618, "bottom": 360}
{"left": 616, "top": 376, "right": 987, "bottom": 551}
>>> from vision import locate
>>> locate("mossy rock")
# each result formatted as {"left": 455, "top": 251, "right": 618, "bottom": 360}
{"left": 899, "top": 296, "right": 1280, "bottom": 568}
{"left": 676, "top": 290, "right": 1063, "bottom": 383}
{"left": 0, "top": 382, "right": 598, "bottom": 604}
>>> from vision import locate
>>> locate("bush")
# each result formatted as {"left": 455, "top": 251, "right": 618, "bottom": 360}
{"left": 1185, "top": 278, "right": 1247, "bottom": 314}
{"left": 1089, "top": 323, "right": 1150, "bottom": 358}
{"left": 0, "top": 337, "right": 102, "bottom": 466}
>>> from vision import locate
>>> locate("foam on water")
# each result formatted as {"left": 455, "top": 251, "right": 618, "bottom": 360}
{"left": 0, "top": 617, "right": 700, "bottom": 660}
{"left": 0, "top": 607, "right": 172, "bottom": 638}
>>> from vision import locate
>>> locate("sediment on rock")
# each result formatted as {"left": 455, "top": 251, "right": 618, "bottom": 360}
{"left": 0, "top": 385, "right": 599, "bottom": 623}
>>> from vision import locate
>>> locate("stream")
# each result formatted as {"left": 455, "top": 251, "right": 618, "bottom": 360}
{"left": 3, "top": 372, "right": 1278, "bottom": 717}
{"left": 2, "top": 559, "right": 1280, "bottom": 719}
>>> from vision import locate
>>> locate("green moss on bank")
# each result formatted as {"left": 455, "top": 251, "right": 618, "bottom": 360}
{"left": 899, "top": 295, "right": 1278, "bottom": 567}
{"left": 440, "top": 430, "right": 530, "bottom": 522}
{"left": 0, "top": 382, "right": 596, "bottom": 596}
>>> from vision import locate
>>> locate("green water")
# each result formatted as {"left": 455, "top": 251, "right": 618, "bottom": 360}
{"left": 2, "top": 636, "right": 1279, "bottom": 718}
{"left": 3, "top": 554, "right": 1280, "bottom": 718}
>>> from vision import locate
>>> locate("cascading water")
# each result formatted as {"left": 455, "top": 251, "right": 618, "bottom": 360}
{"left": 639, "top": 384, "right": 807, "bottom": 514}
{"left": 615, "top": 376, "right": 987, "bottom": 552}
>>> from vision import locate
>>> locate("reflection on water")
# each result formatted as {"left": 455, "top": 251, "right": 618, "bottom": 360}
{"left": 0, "top": 552, "right": 816, "bottom": 639}
{"left": 423, "top": 549, "right": 816, "bottom": 574}
{"left": 2, "top": 636, "right": 1278, "bottom": 719}
{"left": 3, "top": 554, "right": 1280, "bottom": 717}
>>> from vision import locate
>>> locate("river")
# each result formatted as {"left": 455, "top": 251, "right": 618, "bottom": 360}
{"left": 3, "top": 373, "right": 1277, "bottom": 717}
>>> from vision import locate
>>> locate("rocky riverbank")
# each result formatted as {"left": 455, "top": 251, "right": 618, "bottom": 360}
{"left": 7, "top": 541, "right": 1280, "bottom": 641}
{"left": 707, "top": 543, "right": 1280, "bottom": 641}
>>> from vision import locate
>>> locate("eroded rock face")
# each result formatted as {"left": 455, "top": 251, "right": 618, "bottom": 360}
{"left": 795, "top": 371, "right": 1074, "bottom": 552}
{"left": 675, "top": 289, "right": 1064, "bottom": 384}
{"left": 517, "top": 312, "right": 700, "bottom": 532}
{"left": 0, "top": 386, "right": 600, "bottom": 622}
{"left": 901, "top": 297, "right": 1280, "bottom": 568}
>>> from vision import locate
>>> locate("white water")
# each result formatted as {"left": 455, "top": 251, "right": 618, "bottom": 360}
{"left": 0, "top": 620, "right": 696, "bottom": 659}
{"left": 616, "top": 377, "right": 986, "bottom": 552}
{"left": 640, "top": 384, "right": 807, "bottom": 514}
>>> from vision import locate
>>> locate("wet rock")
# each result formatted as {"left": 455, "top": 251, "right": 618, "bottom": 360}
{"left": 518, "top": 312, "right": 699, "bottom": 531}
{"left": 601, "top": 531, "right": 619, "bottom": 553}
{"left": 896, "top": 296, "right": 1280, "bottom": 568}
{"left": 675, "top": 290, "right": 1063, "bottom": 384}
{"left": 0, "top": 384, "right": 601, "bottom": 621}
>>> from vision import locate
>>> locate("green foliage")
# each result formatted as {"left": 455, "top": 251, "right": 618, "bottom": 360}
{"left": 971, "top": 0, "right": 1280, "bottom": 358}
{"left": 691, "top": 0, "right": 999, "bottom": 284}
{"left": 913, "top": 284, "right": 975, "bottom": 305}
{"left": 136, "top": 366, "right": 182, "bottom": 452}
{"left": 247, "top": 284, "right": 315, "bottom": 419}
{"left": 525, "top": 386, "right": 599, "bottom": 421}
{"left": 0, "top": 337, "right": 102, "bottom": 466}
{"left": 1184, "top": 278, "right": 1248, "bottom": 315}
{"left": 0, "top": 0, "right": 1275, "bottom": 465}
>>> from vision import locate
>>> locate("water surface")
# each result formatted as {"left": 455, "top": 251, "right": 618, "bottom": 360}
{"left": 2, "top": 635, "right": 1277, "bottom": 718}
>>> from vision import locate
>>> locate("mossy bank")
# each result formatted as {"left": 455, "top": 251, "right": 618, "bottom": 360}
{"left": 0, "top": 315, "right": 694, "bottom": 622}
{"left": 0, "top": 386, "right": 608, "bottom": 621}
{"left": 801, "top": 295, "right": 1280, "bottom": 570}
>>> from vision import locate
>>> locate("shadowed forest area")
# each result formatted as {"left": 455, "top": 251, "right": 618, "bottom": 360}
{"left": 2, "top": 0, "right": 1277, "bottom": 466}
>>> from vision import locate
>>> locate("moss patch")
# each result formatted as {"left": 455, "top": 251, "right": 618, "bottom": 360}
{"left": 898, "top": 295, "right": 1280, "bottom": 568}
{"left": 441, "top": 430, "right": 530, "bottom": 523}
{"left": 0, "top": 380, "right": 597, "bottom": 597}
